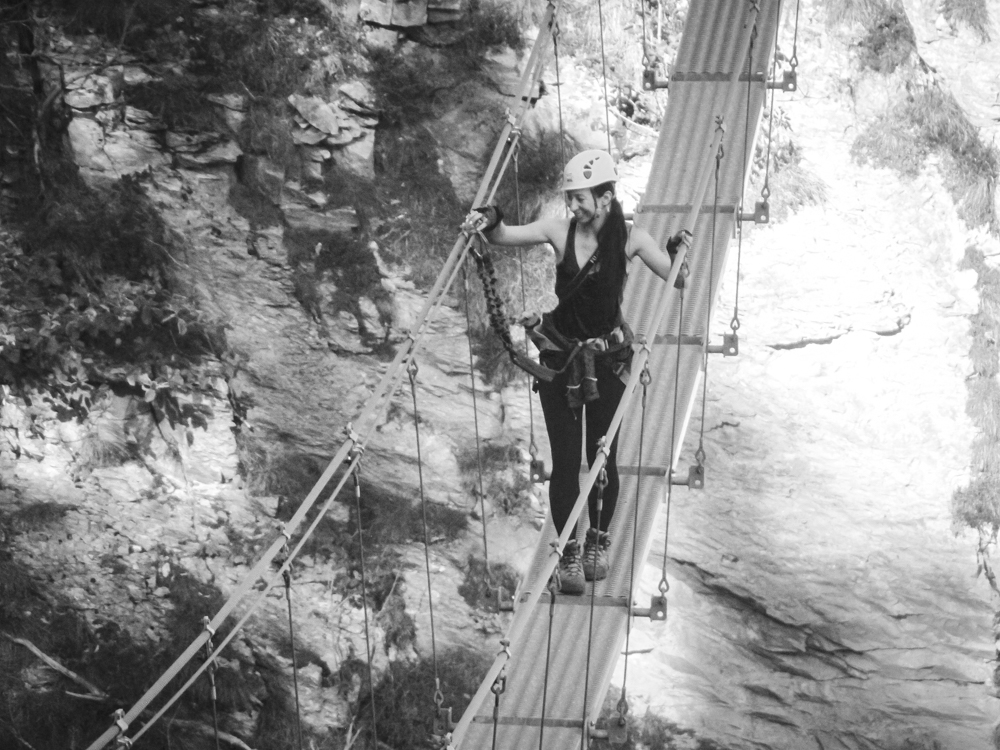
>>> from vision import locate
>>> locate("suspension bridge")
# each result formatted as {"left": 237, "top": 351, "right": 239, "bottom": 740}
{"left": 82, "top": 1, "right": 797, "bottom": 748}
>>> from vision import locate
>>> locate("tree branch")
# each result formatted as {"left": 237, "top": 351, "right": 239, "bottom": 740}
{"left": 0, "top": 631, "right": 109, "bottom": 700}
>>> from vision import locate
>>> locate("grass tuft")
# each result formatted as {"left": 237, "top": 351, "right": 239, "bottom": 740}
{"left": 457, "top": 555, "right": 521, "bottom": 612}
{"left": 854, "top": 6, "right": 916, "bottom": 73}
{"left": 942, "top": 0, "right": 992, "bottom": 41}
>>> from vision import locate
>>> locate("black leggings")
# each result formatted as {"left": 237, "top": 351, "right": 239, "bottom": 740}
{"left": 537, "top": 359, "right": 626, "bottom": 538}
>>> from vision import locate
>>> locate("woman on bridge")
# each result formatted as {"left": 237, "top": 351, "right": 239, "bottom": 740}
{"left": 475, "top": 149, "right": 687, "bottom": 594}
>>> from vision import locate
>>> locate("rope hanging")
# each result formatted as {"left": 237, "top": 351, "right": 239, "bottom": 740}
{"left": 282, "top": 568, "right": 306, "bottom": 750}
{"left": 596, "top": 0, "right": 614, "bottom": 155}
{"left": 201, "top": 618, "right": 221, "bottom": 750}
{"left": 580, "top": 460, "right": 609, "bottom": 750}
{"left": 407, "top": 359, "right": 445, "bottom": 722}
{"left": 352, "top": 463, "right": 380, "bottom": 750}
{"left": 618, "top": 357, "right": 651, "bottom": 731}
{"left": 660, "top": 271, "right": 687, "bottom": 600}
{"left": 462, "top": 264, "right": 493, "bottom": 583}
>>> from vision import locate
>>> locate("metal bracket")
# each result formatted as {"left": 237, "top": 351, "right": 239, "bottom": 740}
{"left": 670, "top": 463, "right": 705, "bottom": 489}
{"left": 632, "top": 594, "right": 668, "bottom": 621}
{"left": 738, "top": 200, "right": 769, "bottom": 224}
{"left": 706, "top": 332, "right": 739, "bottom": 357}
{"left": 607, "top": 717, "right": 629, "bottom": 745}
{"left": 642, "top": 66, "right": 669, "bottom": 90}
{"left": 530, "top": 457, "right": 550, "bottom": 483}
{"left": 767, "top": 68, "right": 798, "bottom": 92}
{"left": 433, "top": 706, "right": 454, "bottom": 736}
{"left": 497, "top": 585, "right": 514, "bottom": 613}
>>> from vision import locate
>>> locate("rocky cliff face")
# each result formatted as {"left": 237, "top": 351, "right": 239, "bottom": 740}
{"left": 0, "top": 1, "right": 998, "bottom": 749}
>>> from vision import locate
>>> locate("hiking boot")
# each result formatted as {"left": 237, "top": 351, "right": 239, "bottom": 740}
{"left": 557, "top": 540, "right": 585, "bottom": 595}
{"left": 583, "top": 528, "right": 610, "bottom": 582}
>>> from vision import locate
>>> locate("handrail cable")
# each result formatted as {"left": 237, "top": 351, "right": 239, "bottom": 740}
{"left": 84, "top": 13, "right": 556, "bottom": 740}
{"left": 790, "top": 0, "right": 801, "bottom": 70}
{"left": 352, "top": 462, "right": 380, "bottom": 750}
{"left": 661, "top": 281, "right": 684, "bottom": 599}
{"left": 201, "top": 619, "right": 221, "bottom": 750}
{"left": 581, "top": 464, "right": 609, "bottom": 750}
{"left": 537, "top": 580, "right": 557, "bottom": 750}
{"left": 619, "top": 356, "right": 651, "bottom": 730}
{"left": 596, "top": 0, "right": 614, "bottom": 154}
{"left": 552, "top": 19, "right": 568, "bottom": 184}
{"left": 448, "top": 8, "right": 763, "bottom": 744}
{"left": 282, "top": 566, "right": 306, "bottom": 750}
{"left": 123, "top": 451, "right": 364, "bottom": 745}
{"left": 462, "top": 263, "right": 492, "bottom": 580}
{"left": 408, "top": 359, "right": 444, "bottom": 711}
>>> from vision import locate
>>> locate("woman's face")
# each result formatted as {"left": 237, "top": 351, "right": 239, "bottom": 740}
{"left": 565, "top": 189, "right": 610, "bottom": 225}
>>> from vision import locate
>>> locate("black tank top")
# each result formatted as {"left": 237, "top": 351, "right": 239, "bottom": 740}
{"left": 551, "top": 218, "right": 628, "bottom": 340}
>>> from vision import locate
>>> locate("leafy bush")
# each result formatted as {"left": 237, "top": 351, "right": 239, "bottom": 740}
{"left": 854, "top": 7, "right": 916, "bottom": 73}
{"left": 852, "top": 86, "right": 999, "bottom": 230}
{"left": 942, "top": 0, "right": 992, "bottom": 41}
{"left": 1, "top": 173, "right": 225, "bottom": 414}
{"left": 458, "top": 555, "right": 521, "bottom": 612}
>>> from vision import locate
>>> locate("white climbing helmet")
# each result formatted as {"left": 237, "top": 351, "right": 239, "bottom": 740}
{"left": 562, "top": 149, "right": 618, "bottom": 191}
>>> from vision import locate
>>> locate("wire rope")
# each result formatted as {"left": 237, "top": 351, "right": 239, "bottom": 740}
{"left": 660, "top": 280, "right": 685, "bottom": 598}
{"left": 619, "top": 358, "right": 650, "bottom": 727}
{"left": 790, "top": 0, "right": 801, "bottom": 70}
{"left": 512, "top": 146, "right": 539, "bottom": 481}
{"left": 462, "top": 264, "right": 492, "bottom": 585}
{"left": 282, "top": 568, "right": 306, "bottom": 750}
{"left": 201, "top": 621, "right": 221, "bottom": 750}
{"left": 580, "top": 464, "right": 608, "bottom": 750}
{"left": 408, "top": 360, "right": 443, "bottom": 714}
{"left": 596, "top": 0, "right": 614, "bottom": 154}
{"left": 537, "top": 581, "right": 556, "bottom": 750}
{"left": 351, "top": 464, "right": 380, "bottom": 750}
{"left": 552, "top": 19, "right": 568, "bottom": 190}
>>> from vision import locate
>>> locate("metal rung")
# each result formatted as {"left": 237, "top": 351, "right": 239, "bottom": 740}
{"left": 617, "top": 465, "right": 668, "bottom": 477}
{"left": 637, "top": 203, "right": 737, "bottom": 215}
{"left": 653, "top": 333, "right": 704, "bottom": 346}
{"left": 520, "top": 593, "right": 629, "bottom": 607}
{"left": 671, "top": 71, "right": 766, "bottom": 82}
{"left": 472, "top": 716, "right": 584, "bottom": 728}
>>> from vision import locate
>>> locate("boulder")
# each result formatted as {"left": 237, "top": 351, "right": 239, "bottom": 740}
{"left": 288, "top": 94, "right": 343, "bottom": 135}
{"left": 282, "top": 204, "right": 360, "bottom": 234}
{"left": 332, "top": 129, "right": 375, "bottom": 179}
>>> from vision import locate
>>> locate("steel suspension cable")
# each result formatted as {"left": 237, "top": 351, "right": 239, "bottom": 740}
{"left": 513, "top": 147, "right": 539, "bottom": 481}
{"left": 408, "top": 359, "right": 443, "bottom": 711}
{"left": 791, "top": 0, "right": 801, "bottom": 71}
{"left": 552, "top": 21, "right": 568, "bottom": 178}
{"left": 596, "top": 0, "right": 614, "bottom": 154}
{"left": 462, "top": 264, "right": 492, "bottom": 580}
{"left": 619, "top": 357, "right": 650, "bottom": 729}
{"left": 201, "top": 619, "right": 221, "bottom": 750}
{"left": 352, "top": 463, "right": 380, "bottom": 750}
{"left": 282, "top": 568, "right": 306, "bottom": 750}
{"left": 660, "top": 273, "right": 687, "bottom": 600}
{"left": 581, "top": 464, "right": 608, "bottom": 750}
{"left": 537, "top": 581, "right": 556, "bottom": 750}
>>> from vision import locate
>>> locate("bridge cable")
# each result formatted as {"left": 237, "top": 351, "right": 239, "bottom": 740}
{"left": 490, "top": 641, "right": 510, "bottom": 750}
{"left": 581, "top": 462, "right": 609, "bottom": 750}
{"left": 790, "top": 0, "right": 801, "bottom": 74}
{"left": 282, "top": 565, "right": 306, "bottom": 750}
{"left": 408, "top": 359, "right": 445, "bottom": 719}
{"left": 512, "top": 145, "right": 540, "bottom": 492}
{"left": 352, "top": 462, "right": 381, "bottom": 750}
{"left": 552, "top": 20, "right": 568, "bottom": 188}
{"left": 462, "top": 264, "right": 492, "bottom": 583}
{"left": 696, "top": 139, "right": 726, "bottom": 476}
{"left": 537, "top": 578, "right": 557, "bottom": 750}
{"left": 660, "top": 275, "right": 687, "bottom": 597}
{"left": 200, "top": 618, "right": 221, "bottom": 750}
{"left": 618, "top": 357, "right": 651, "bottom": 730}
{"left": 596, "top": 0, "right": 614, "bottom": 154}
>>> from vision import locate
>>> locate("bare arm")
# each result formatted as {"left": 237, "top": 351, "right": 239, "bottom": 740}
{"left": 629, "top": 226, "right": 690, "bottom": 282}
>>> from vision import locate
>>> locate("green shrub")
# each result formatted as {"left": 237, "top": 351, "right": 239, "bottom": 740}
{"left": 852, "top": 86, "right": 999, "bottom": 230}
{"left": 942, "top": 0, "right": 992, "bottom": 41}
{"left": 458, "top": 555, "right": 521, "bottom": 612}
{"left": 854, "top": 7, "right": 916, "bottom": 73}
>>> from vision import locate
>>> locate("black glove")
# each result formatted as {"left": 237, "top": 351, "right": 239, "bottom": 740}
{"left": 665, "top": 229, "right": 691, "bottom": 262}
{"left": 473, "top": 204, "right": 504, "bottom": 234}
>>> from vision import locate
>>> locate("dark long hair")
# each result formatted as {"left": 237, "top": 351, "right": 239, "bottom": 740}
{"left": 592, "top": 182, "right": 627, "bottom": 254}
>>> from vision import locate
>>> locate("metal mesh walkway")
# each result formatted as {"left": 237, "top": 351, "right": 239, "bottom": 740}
{"left": 453, "top": 2, "right": 781, "bottom": 747}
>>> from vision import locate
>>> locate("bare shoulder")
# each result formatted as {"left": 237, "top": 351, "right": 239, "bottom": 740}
{"left": 627, "top": 224, "right": 659, "bottom": 258}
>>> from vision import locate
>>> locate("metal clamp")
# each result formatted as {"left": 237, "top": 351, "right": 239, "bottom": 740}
{"left": 738, "top": 200, "right": 769, "bottom": 224}
{"left": 767, "top": 68, "right": 797, "bottom": 92}
{"left": 706, "top": 332, "right": 740, "bottom": 357}
{"left": 670, "top": 464, "right": 705, "bottom": 489}
{"left": 632, "top": 593, "right": 668, "bottom": 621}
